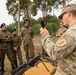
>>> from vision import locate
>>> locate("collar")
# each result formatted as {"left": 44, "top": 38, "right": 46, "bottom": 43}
{"left": 68, "top": 22, "right": 76, "bottom": 29}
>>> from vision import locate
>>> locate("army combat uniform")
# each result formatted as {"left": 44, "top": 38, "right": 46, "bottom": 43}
{"left": 41, "top": 22, "right": 76, "bottom": 75}
{"left": 20, "top": 26, "right": 35, "bottom": 61}
{"left": 0, "top": 30, "right": 16, "bottom": 72}
{"left": 56, "top": 27, "right": 67, "bottom": 37}
{"left": 11, "top": 33, "right": 23, "bottom": 65}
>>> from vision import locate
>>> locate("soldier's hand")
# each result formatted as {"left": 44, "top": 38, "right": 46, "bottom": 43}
{"left": 40, "top": 27, "right": 49, "bottom": 37}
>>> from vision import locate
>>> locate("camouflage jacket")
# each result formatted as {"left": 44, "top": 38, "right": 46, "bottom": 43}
{"left": 0, "top": 30, "right": 12, "bottom": 49}
{"left": 20, "top": 26, "right": 34, "bottom": 43}
{"left": 11, "top": 34, "right": 21, "bottom": 49}
{"left": 56, "top": 27, "right": 67, "bottom": 37}
{"left": 42, "top": 22, "right": 76, "bottom": 75}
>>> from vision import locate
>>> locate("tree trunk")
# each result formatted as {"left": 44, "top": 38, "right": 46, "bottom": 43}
{"left": 25, "top": 4, "right": 31, "bottom": 26}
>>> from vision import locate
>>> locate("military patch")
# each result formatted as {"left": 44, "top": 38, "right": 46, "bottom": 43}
{"left": 56, "top": 38, "right": 67, "bottom": 47}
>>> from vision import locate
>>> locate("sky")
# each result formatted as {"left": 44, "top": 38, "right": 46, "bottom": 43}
{"left": 0, "top": 0, "right": 76, "bottom": 25}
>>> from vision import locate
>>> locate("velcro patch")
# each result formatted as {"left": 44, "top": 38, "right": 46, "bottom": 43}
{"left": 56, "top": 38, "right": 67, "bottom": 47}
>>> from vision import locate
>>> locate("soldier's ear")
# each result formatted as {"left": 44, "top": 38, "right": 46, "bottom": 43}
{"left": 67, "top": 11, "right": 72, "bottom": 17}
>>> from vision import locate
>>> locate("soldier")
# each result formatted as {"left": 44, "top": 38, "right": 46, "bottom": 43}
{"left": 11, "top": 28, "right": 23, "bottom": 66}
{"left": 56, "top": 22, "right": 67, "bottom": 37}
{"left": 0, "top": 28, "right": 3, "bottom": 75}
{"left": 40, "top": 4, "right": 76, "bottom": 75}
{"left": 0, "top": 23, "right": 17, "bottom": 74}
{"left": 0, "top": 44, "right": 3, "bottom": 75}
{"left": 20, "top": 19, "right": 35, "bottom": 61}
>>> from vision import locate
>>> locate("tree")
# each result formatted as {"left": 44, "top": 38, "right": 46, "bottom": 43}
{"left": 6, "top": 0, "right": 32, "bottom": 25}
{"left": 31, "top": 0, "right": 72, "bottom": 18}
{"left": 31, "top": 0, "right": 69, "bottom": 26}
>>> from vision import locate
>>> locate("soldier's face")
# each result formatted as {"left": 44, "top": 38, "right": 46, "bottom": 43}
{"left": 62, "top": 12, "right": 69, "bottom": 26}
{"left": 12, "top": 31, "right": 16, "bottom": 35}
{"left": 24, "top": 22, "right": 29, "bottom": 27}
{"left": 2, "top": 25, "right": 6, "bottom": 30}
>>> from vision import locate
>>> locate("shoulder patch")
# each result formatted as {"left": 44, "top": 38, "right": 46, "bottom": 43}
{"left": 56, "top": 38, "right": 67, "bottom": 47}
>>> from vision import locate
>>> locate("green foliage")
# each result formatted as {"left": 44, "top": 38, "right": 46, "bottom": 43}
{"left": 7, "top": 14, "right": 60, "bottom": 36}
{"left": 31, "top": 18, "right": 38, "bottom": 25}
{"left": 32, "top": 22, "right": 59, "bottom": 35}
{"left": 6, "top": 0, "right": 31, "bottom": 21}
{"left": 32, "top": 24, "right": 41, "bottom": 35}
{"left": 7, "top": 24, "right": 14, "bottom": 32}
{"left": 47, "top": 23, "right": 59, "bottom": 34}
{"left": 7, "top": 22, "right": 59, "bottom": 35}
{"left": 31, "top": 4, "right": 38, "bottom": 16}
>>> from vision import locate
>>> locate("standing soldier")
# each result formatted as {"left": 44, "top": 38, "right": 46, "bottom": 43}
{"left": 20, "top": 19, "right": 35, "bottom": 61}
{"left": 11, "top": 28, "right": 23, "bottom": 66}
{"left": 0, "top": 28, "right": 3, "bottom": 75}
{"left": 0, "top": 23, "right": 17, "bottom": 75}
{"left": 56, "top": 22, "right": 67, "bottom": 37}
{"left": 40, "top": 4, "right": 76, "bottom": 75}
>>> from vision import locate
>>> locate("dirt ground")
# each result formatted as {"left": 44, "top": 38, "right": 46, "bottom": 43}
{"left": 3, "top": 36, "right": 57, "bottom": 75}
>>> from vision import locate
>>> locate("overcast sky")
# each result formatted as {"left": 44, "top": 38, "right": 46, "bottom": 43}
{"left": 0, "top": 0, "right": 76, "bottom": 25}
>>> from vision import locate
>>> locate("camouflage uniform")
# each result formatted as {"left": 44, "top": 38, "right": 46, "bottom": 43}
{"left": 11, "top": 34, "right": 23, "bottom": 65}
{"left": 56, "top": 27, "right": 67, "bottom": 37}
{"left": 20, "top": 26, "right": 35, "bottom": 61}
{"left": 0, "top": 29, "right": 2, "bottom": 68}
{"left": 41, "top": 4, "right": 76, "bottom": 75}
{"left": 0, "top": 29, "right": 16, "bottom": 72}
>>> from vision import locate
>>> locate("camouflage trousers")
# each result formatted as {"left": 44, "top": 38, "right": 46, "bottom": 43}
{"left": 13, "top": 48, "right": 23, "bottom": 65}
{"left": 23, "top": 42, "right": 35, "bottom": 61}
{"left": 1, "top": 47, "right": 17, "bottom": 71}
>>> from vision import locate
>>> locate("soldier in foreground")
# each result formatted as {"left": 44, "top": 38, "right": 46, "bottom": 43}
{"left": 20, "top": 19, "right": 35, "bottom": 61}
{"left": 11, "top": 28, "right": 23, "bottom": 66}
{"left": 40, "top": 4, "right": 76, "bottom": 75}
{"left": 0, "top": 23, "right": 17, "bottom": 75}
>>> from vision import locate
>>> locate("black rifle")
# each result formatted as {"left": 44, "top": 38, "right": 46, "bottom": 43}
{"left": 11, "top": 55, "right": 41, "bottom": 75}
{"left": 10, "top": 54, "right": 58, "bottom": 75}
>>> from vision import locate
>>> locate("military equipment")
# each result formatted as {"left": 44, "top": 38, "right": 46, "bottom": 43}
{"left": 11, "top": 55, "right": 41, "bottom": 75}
{"left": 10, "top": 53, "right": 57, "bottom": 75}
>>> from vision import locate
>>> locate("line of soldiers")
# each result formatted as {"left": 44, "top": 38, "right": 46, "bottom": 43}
{"left": 0, "top": 19, "right": 35, "bottom": 75}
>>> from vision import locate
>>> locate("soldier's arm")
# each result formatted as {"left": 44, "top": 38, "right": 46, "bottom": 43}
{"left": 56, "top": 29, "right": 61, "bottom": 37}
{"left": 17, "top": 36, "right": 22, "bottom": 48}
{"left": 41, "top": 26, "right": 76, "bottom": 61}
{"left": 0, "top": 32, "right": 11, "bottom": 42}
{"left": 31, "top": 27, "right": 34, "bottom": 38}
{"left": 4, "top": 32, "right": 12, "bottom": 43}
{"left": 20, "top": 29, "right": 23, "bottom": 40}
